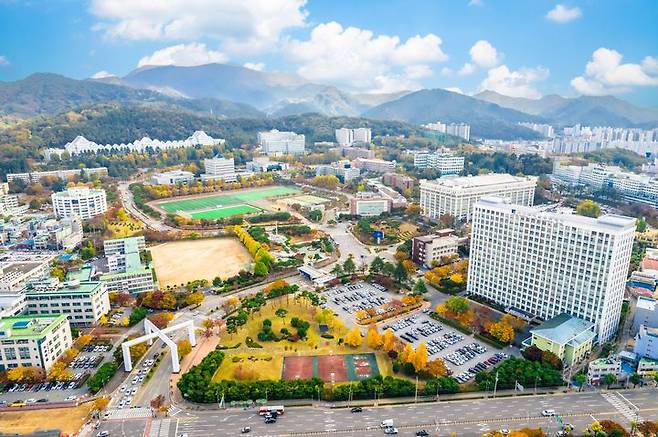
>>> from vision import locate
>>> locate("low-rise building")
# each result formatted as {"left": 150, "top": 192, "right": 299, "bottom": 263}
{"left": 411, "top": 230, "right": 459, "bottom": 268}
{"left": 99, "top": 239, "right": 156, "bottom": 295}
{"left": 382, "top": 173, "right": 415, "bottom": 192}
{"left": 331, "top": 146, "right": 375, "bottom": 160}
{"left": 413, "top": 152, "right": 465, "bottom": 175}
{"left": 587, "top": 356, "right": 623, "bottom": 383}
{"left": 30, "top": 216, "right": 83, "bottom": 251}
{"left": 352, "top": 158, "right": 396, "bottom": 174}
{"left": 6, "top": 167, "right": 108, "bottom": 184}
{"left": 246, "top": 157, "right": 289, "bottom": 173}
{"left": 25, "top": 279, "right": 110, "bottom": 327}
{"left": 633, "top": 296, "right": 658, "bottom": 332}
{"left": 0, "top": 293, "right": 26, "bottom": 317}
{"left": 316, "top": 162, "right": 361, "bottom": 183}
{"left": 525, "top": 313, "right": 596, "bottom": 367}
{"left": 335, "top": 128, "right": 371, "bottom": 146}
{"left": 0, "top": 260, "right": 51, "bottom": 293}
{"left": 104, "top": 236, "right": 146, "bottom": 256}
{"left": 349, "top": 193, "right": 391, "bottom": 217}
{"left": 0, "top": 315, "right": 72, "bottom": 371}
{"left": 634, "top": 325, "right": 658, "bottom": 360}
{"left": 51, "top": 186, "right": 107, "bottom": 220}
{"left": 637, "top": 357, "right": 658, "bottom": 376}
{"left": 150, "top": 170, "right": 195, "bottom": 185}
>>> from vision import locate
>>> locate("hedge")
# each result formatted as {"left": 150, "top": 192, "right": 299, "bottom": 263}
{"left": 333, "top": 376, "right": 415, "bottom": 401}
{"left": 87, "top": 362, "right": 118, "bottom": 393}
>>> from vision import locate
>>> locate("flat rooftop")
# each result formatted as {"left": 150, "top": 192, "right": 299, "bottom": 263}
{"left": 0, "top": 314, "right": 67, "bottom": 340}
{"left": 531, "top": 313, "right": 596, "bottom": 346}
{"left": 0, "top": 261, "right": 44, "bottom": 277}
{"left": 637, "top": 296, "right": 657, "bottom": 312}
{"left": 422, "top": 173, "right": 534, "bottom": 188}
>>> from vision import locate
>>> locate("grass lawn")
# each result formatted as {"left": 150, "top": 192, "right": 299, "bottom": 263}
{"left": 190, "top": 204, "right": 261, "bottom": 220}
{"left": 232, "top": 186, "right": 299, "bottom": 202}
{"left": 158, "top": 194, "right": 238, "bottom": 213}
{"left": 214, "top": 296, "right": 394, "bottom": 383}
{"left": 108, "top": 216, "right": 143, "bottom": 238}
{"left": 0, "top": 403, "right": 93, "bottom": 435}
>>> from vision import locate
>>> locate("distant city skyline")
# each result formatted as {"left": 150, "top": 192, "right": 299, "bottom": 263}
{"left": 0, "top": 1, "right": 657, "bottom": 107}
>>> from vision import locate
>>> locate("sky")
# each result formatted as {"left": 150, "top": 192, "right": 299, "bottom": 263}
{"left": 1, "top": 0, "right": 657, "bottom": 107}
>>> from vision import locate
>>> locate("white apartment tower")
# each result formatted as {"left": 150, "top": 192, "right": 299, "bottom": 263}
{"left": 420, "top": 173, "right": 536, "bottom": 221}
{"left": 51, "top": 187, "right": 107, "bottom": 220}
{"left": 413, "top": 152, "right": 465, "bottom": 175}
{"left": 258, "top": 130, "right": 305, "bottom": 155}
{"left": 467, "top": 197, "right": 635, "bottom": 343}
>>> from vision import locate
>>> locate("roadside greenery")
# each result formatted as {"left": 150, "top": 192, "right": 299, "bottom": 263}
{"left": 87, "top": 362, "right": 118, "bottom": 393}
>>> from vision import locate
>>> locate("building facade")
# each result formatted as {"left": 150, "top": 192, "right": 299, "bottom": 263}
{"left": 51, "top": 187, "right": 107, "bottom": 220}
{"left": 103, "top": 236, "right": 146, "bottom": 256}
{"left": 258, "top": 130, "right": 305, "bottom": 155}
{"left": 525, "top": 314, "right": 596, "bottom": 366}
{"left": 420, "top": 174, "right": 536, "bottom": 221}
{"left": 349, "top": 195, "right": 391, "bottom": 216}
{"left": 335, "top": 128, "right": 372, "bottom": 146}
{"left": 634, "top": 325, "right": 658, "bottom": 360}
{"left": 0, "top": 315, "right": 72, "bottom": 371}
{"left": 633, "top": 296, "right": 658, "bottom": 332}
{"left": 382, "top": 173, "right": 415, "bottom": 192}
{"left": 411, "top": 230, "right": 459, "bottom": 268}
{"left": 0, "top": 293, "right": 26, "bottom": 318}
{"left": 150, "top": 170, "right": 195, "bottom": 185}
{"left": 467, "top": 197, "right": 635, "bottom": 343}
{"left": 413, "top": 152, "right": 465, "bottom": 175}
{"left": 352, "top": 158, "right": 396, "bottom": 174}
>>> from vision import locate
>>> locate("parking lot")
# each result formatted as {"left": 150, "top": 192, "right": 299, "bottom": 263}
{"left": 381, "top": 312, "right": 510, "bottom": 383}
{"left": 109, "top": 356, "right": 157, "bottom": 410}
{"left": 322, "top": 282, "right": 396, "bottom": 325}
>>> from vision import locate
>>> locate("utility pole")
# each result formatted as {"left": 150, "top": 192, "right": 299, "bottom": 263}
{"left": 493, "top": 371, "right": 499, "bottom": 398}
{"left": 414, "top": 376, "right": 419, "bottom": 403}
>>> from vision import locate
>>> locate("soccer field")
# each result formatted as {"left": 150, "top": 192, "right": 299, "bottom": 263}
{"left": 155, "top": 185, "right": 300, "bottom": 218}
{"left": 190, "top": 205, "right": 261, "bottom": 219}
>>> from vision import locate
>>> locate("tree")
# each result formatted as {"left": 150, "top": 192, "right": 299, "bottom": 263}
{"left": 177, "top": 339, "right": 192, "bottom": 360}
{"left": 522, "top": 345, "right": 542, "bottom": 362}
{"left": 98, "top": 314, "right": 108, "bottom": 326}
{"left": 254, "top": 260, "right": 269, "bottom": 277}
{"left": 636, "top": 217, "right": 647, "bottom": 232}
{"left": 202, "top": 318, "right": 216, "bottom": 338}
{"left": 445, "top": 296, "right": 469, "bottom": 314}
{"left": 312, "top": 175, "right": 340, "bottom": 190}
{"left": 344, "top": 326, "right": 363, "bottom": 347}
{"left": 629, "top": 372, "right": 642, "bottom": 387}
{"left": 413, "top": 343, "right": 428, "bottom": 371}
{"left": 370, "top": 256, "right": 385, "bottom": 274}
{"left": 7, "top": 366, "right": 44, "bottom": 383}
{"left": 604, "top": 373, "right": 617, "bottom": 388}
{"left": 426, "top": 359, "right": 447, "bottom": 377}
{"left": 573, "top": 373, "right": 587, "bottom": 391}
{"left": 366, "top": 326, "right": 382, "bottom": 349}
{"left": 80, "top": 241, "right": 96, "bottom": 260}
{"left": 150, "top": 394, "right": 166, "bottom": 409}
{"left": 50, "top": 266, "right": 66, "bottom": 282}
{"left": 487, "top": 320, "right": 515, "bottom": 344}
{"left": 186, "top": 291, "right": 204, "bottom": 307}
{"left": 93, "top": 397, "right": 110, "bottom": 411}
{"left": 404, "top": 203, "right": 421, "bottom": 216}
{"left": 393, "top": 262, "right": 408, "bottom": 283}
{"left": 382, "top": 329, "right": 396, "bottom": 352}
{"left": 400, "top": 343, "right": 415, "bottom": 364}
{"left": 148, "top": 312, "right": 174, "bottom": 329}
{"left": 413, "top": 279, "right": 428, "bottom": 294}
{"left": 275, "top": 308, "right": 288, "bottom": 325}
{"left": 576, "top": 199, "right": 601, "bottom": 218}
{"left": 330, "top": 263, "right": 344, "bottom": 276}
{"left": 402, "top": 259, "right": 417, "bottom": 275}
{"left": 343, "top": 255, "right": 356, "bottom": 274}
{"left": 48, "top": 361, "right": 73, "bottom": 381}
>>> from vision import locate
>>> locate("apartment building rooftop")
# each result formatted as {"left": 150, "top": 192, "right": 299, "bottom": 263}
{"left": 424, "top": 173, "right": 531, "bottom": 189}
{"left": 0, "top": 314, "right": 68, "bottom": 340}
{"left": 531, "top": 313, "right": 596, "bottom": 346}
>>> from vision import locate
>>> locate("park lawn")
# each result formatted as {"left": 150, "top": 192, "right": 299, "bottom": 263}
{"left": 0, "top": 403, "right": 94, "bottom": 435}
{"left": 190, "top": 204, "right": 261, "bottom": 220}
{"left": 108, "top": 216, "right": 143, "bottom": 238}
{"left": 212, "top": 352, "right": 284, "bottom": 382}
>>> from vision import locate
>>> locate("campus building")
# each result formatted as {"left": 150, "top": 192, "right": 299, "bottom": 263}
{"left": 413, "top": 152, "right": 465, "bottom": 175}
{"left": 349, "top": 193, "right": 391, "bottom": 216}
{"left": 382, "top": 173, "right": 415, "bottom": 192}
{"left": 633, "top": 296, "right": 658, "bottom": 332}
{"left": 150, "top": 170, "right": 195, "bottom": 185}
{"left": 524, "top": 314, "right": 596, "bottom": 366}
{"left": 51, "top": 187, "right": 107, "bottom": 220}
{"left": 315, "top": 162, "right": 361, "bottom": 183}
{"left": 0, "top": 315, "right": 72, "bottom": 371}
{"left": 419, "top": 174, "right": 536, "bottom": 221}
{"left": 411, "top": 230, "right": 459, "bottom": 268}
{"left": 468, "top": 197, "right": 635, "bottom": 343}
{"left": 0, "top": 293, "right": 26, "bottom": 317}
{"left": 352, "top": 158, "right": 396, "bottom": 174}
{"left": 335, "top": 128, "right": 372, "bottom": 146}
{"left": 5, "top": 167, "right": 108, "bottom": 184}
{"left": 0, "top": 260, "right": 51, "bottom": 293}
{"left": 246, "top": 157, "right": 290, "bottom": 173}
{"left": 100, "top": 237, "right": 155, "bottom": 294}
{"left": 201, "top": 156, "right": 252, "bottom": 182}
{"left": 634, "top": 325, "right": 658, "bottom": 360}
{"left": 30, "top": 216, "right": 83, "bottom": 251}
{"left": 331, "top": 146, "right": 375, "bottom": 160}
{"left": 258, "top": 130, "right": 305, "bottom": 156}
{"left": 104, "top": 236, "right": 146, "bottom": 257}
{"left": 59, "top": 131, "right": 223, "bottom": 155}
{"left": 25, "top": 279, "right": 110, "bottom": 327}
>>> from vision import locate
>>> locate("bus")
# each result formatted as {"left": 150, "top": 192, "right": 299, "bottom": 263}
{"left": 259, "top": 405, "right": 285, "bottom": 416}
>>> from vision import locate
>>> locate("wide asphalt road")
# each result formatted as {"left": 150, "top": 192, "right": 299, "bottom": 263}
{"left": 94, "top": 388, "right": 658, "bottom": 437}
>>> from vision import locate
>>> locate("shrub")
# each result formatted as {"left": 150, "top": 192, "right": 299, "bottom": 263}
{"left": 245, "top": 337, "right": 263, "bottom": 348}
{"left": 87, "top": 362, "right": 118, "bottom": 394}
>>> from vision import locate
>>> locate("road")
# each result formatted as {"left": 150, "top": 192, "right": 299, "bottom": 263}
{"left": 117, "top": 181, "right": 175, "bottom": 232}
{"left": 94, "top": 388, "right": 658, "bottom": 437}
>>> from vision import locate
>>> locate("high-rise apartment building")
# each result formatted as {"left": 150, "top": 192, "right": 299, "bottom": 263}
{"left": 258, "top": 130, "right": 305, "bottom": 155}
{"left": 420, "top": 174, "right": 536, "bottom": 221}
{"left": 467, "top": 197, "right": 635, "bottom": 343}
{"left": 335, "top": 128, "right": 372, "bottom": 145}
{"left": 51, "top": 187, "right": 107, "bottom": 220}
{"left": 413, "top": 152, "right": 465, "bottom": 175}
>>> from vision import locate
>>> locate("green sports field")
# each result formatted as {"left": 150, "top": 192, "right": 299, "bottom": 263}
{"left": 155, "top": 185, "right": 300, "bottom": 219}
{"left": 189, "top": 205, "right": 261, "bottom": 220}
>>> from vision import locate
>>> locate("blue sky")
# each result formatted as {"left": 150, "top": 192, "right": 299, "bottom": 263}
{"left": 1, "top": 0, "right": 657, "bottom": 107}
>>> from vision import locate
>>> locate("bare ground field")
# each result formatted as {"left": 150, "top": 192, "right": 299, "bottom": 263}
{"left": 150, "top": 238, "right": 252, "bottom": 287}
{"left": 0, "top": 403, "right": 94, "bottom": 435}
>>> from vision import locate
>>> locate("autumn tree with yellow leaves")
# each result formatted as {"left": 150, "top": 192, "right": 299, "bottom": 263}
{"left": 413, "top": 343, "right": 429, "bottom": 371}
{"left": 366, "top": 326, "right": 382, "bottom": 349}
{"left": 344, "top": 326, "right": 363, "bottom": 347}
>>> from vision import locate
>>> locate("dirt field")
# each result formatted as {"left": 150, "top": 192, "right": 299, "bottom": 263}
{"left": 150, "top": 238, "right": 252, "bottom": 287}
{"left": 0, "top": 403, "right": 93, "bottom": 435}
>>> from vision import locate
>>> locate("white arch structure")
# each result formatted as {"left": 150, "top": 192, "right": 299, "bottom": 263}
{"left": 121, "top": 319, "right": 197, "bottom": 373}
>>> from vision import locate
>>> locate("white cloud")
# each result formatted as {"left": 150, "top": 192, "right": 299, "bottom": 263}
{"left": 0, "top": 55, "right": 9, "bottom": 66}
{"left": 459, "top": 40, "right": 501, "bottom": 76}
{"left": 478, "top": 65, "right": 549, "bottom": 98}
{"left": 90, "top": 0, "right": 307, "bottom": 55}
{"left": 570, "top": 48, "right": 658, "bottom": 95}
{"left": 546, "top": 4, "right": 582, "bottom": 23}
{"left": 90, "top": 70, "right": 115, "bottom": 79}
{"left": 285, "top": 22, "right": 447, "bottom": 92}
{"left": 440, "top": 67, "right": 453, "bottom": 77}
{"left": 244, "top": 62, "right": 265, "bottom": 71}
{"left": 137, "top": 43, "right": 227, "bottom": 67}
{"left": 444, "top": 87, "right": 464, "bottom": 94}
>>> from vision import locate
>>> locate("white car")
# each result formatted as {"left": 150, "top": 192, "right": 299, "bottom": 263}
{"left": 25, "top": 398, "right": 37, "bottom": 404}
{"left": 542, "top": 409, "right": 556, "bottom": 417}
{"left": 65, "top": 395, "right": 77, "bottom": 401}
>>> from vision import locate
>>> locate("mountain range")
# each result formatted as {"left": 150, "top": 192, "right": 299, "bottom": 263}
{"left": 1, "top": 63, "right": 657, "bottom": 140}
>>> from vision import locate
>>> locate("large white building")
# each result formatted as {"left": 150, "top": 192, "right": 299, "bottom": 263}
{"left": 634, "top": 325, "right": 658, "bottom": 360}
{"left": 0, "top": 315, "right": 72, "bottom": 371}
{"left": 258, "top": 130, "right": 305, "bottom": 156}
{"left": 413, "top": 152, "right": 465, "bottom": 175}
{"left": 51, "top": 187, "right": 107, "bottom": 220}
{"left": 519, "top": 123, "right": 555, "bottom": 138}
{"left": 552, "top": 161, "right": 658, "bottom": 208}
{"left": 420, "top": 173, "right": 536, "bottom": 221}
{"left": 335, "top": 128, "right": 372, "bottom": 146}
{"left": 100, "top": 237, "right": 155, "bottom": 294}
{"left": 0, "top": 260, "right": 51, "bottom": 293}
{"left": 245, "top": 157, "right": 289, "bottom": 173}
{"left": 467, "top": 197, "right": 635, "bottom": 343}
{"left": 349, "top": 193, "right": 391, "bottom": 216}
{"left": 6, "top": 167, "right": 108, "bottom": 184}
{"left": 352, "top": 158, "right": 396, "bottom": 174}
{"left": 104, "top": 236, "right": 146, "bottom": 256}
{"left": 422, "top": 122, "right": 470, "bottom": 141}
{"left": 551, "top": 125, "right": 658, "bottom": 155}
{"left": 59, "top": 131, "right": 224, "bottom": 155}
{"left": 150, "top": 170, "right": 195, "bottom": 185}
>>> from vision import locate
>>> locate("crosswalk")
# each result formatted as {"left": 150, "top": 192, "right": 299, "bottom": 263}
{"left": 105, "top": 406, "right": 153, "bottom": 420}
{"left": 148, "top": 418, "right": 173, "bottom": 437}
{"left": 601, "top": 392, "right": 643, "bottom": 423}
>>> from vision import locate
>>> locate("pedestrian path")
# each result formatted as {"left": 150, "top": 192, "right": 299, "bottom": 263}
{"left": 601, "top": 392, "right": 643, "bottom": 423}
{"left": 105, "top": 406, "right": 153, "bottom": 420}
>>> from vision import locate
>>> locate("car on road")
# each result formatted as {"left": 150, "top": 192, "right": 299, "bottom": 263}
{"left": 9, "top": 401, "right": 26, "bottom": 407}
{"left": 241, "top": 427, "right": 251, "bottom": 433}
{"left": 416, "top": 431, "right": 429, "bottom": 436}
{"left": 25, "top": 398, "right": 37, "bottom": 404}
{"left": 65, "top": 395, "right": 77, "bottom": 401}
{"left": 383, "top": 427, "right": 398, "bottom": 434}
{"left": 542, "top": 409, "right": 556, "bottom": 417}
{"left": 500, "top": 428, "right": 510, "bottom": 435}
{"left": 37, "top": 398, "right": 48, "bottom": 403}
{"left": 380, "top": 419, "right": 394, "bottom": 428}
{"left": 96, "top": 432, "right": 110, "bottom": 437}
{"left": 264, "top": 417, "right": 277, "bottom": 424}
{"left": 350, "top": 407, "right": 363, "bottom": 413}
